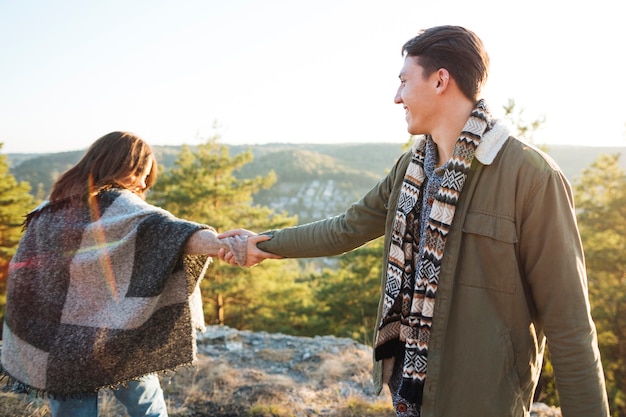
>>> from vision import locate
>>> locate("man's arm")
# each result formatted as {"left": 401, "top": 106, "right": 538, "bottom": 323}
{"left": 519, "top": 166, "right": 609, "bottom": 415}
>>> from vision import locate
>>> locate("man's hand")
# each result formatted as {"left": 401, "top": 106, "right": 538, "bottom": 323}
{"left": 218, "top": 229, "right": 282, "bottom": 267}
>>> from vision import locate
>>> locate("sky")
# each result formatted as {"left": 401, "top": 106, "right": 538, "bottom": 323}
{"left": 1, "top": 0, "right": 625, "bottom": 154}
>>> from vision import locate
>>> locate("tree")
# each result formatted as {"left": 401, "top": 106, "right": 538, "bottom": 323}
{"left": 574, "top": 153, "right": 626, "bottom": 415}
{"left": 0, "top": 144, "right": 37, "bottom": 329}
{"left": 502, "top": 98, "right": 546, "bottom": 146}
{"left": 218, "top": 258, "right": 322, "bottom": 336}
{"left": 148, "top": 136, "right": 300, "bottom": 328}
{"left": 313, "top": 238, "right": 384, "bottom": 345}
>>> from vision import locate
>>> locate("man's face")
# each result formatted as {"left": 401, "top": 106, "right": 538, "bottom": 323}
{"left": 394, "top": 56, "right": 438, "bottom": 135}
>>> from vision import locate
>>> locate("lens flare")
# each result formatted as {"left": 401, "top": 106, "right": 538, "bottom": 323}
{"left": 87, "top": 174, "right": 119, "bottom": 300}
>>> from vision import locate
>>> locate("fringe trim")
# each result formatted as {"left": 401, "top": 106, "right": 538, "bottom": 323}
{"left": 399, "top": 377, "right": 424, "bottom": 405}
{"left": 0, "top": 360, "right": 196, "bottom": 400}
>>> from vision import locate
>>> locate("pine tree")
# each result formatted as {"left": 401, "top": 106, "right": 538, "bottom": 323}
{"left": 0, "top": 144, "right": 37, "bottom": 326}
{"left": 148, "top": 136, "right": 300, "bottom": 328}
{"left": 502, "top": 98, "right": 546, "bottom": 145}
{"left": 574, "top": 153, "right": 626, "bottom": 414}
{"left": 313, "top": 237, "right": 384, "bottom": 345}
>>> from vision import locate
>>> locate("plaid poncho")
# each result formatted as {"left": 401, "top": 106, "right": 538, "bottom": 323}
{"left": 0, "top": 189, "right": 230, "bottom": 397}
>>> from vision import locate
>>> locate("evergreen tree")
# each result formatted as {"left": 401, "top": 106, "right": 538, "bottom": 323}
{"left": 148, "top": 136, "right": 300, "bottom": 328}
{"left": 313, "top": 238, "right": 384, "bottom": 345}
{"left": 502, "top": 98, "right": 546, "bottom": 146}
{"left": 574, "top": 153, "right": 626, "bottom": 415}
{"left": 214, "top": 258, "right": 322, "bottom": 336}
{"left": 0, "top": 143, "right": 37, "bottom": 328}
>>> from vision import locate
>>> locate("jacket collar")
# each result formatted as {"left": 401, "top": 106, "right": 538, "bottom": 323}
{"left": 474, "top": 120, "right": 510, "bottom": 165}
{"left": 413, "top": 120, "right": 510, "bottom": 166}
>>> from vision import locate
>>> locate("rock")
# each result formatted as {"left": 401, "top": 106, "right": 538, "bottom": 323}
{"left": 177, "top": 326, "right": 562, "bottom": 416}
{"left": 193, "top": 325, "right": 387, "bottom": 410}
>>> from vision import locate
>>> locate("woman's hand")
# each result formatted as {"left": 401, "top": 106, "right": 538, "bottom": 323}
{"left": 218, "top": 229, "right": 282, "bottom": 267}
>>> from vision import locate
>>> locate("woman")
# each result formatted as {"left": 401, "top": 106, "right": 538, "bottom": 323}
{"left": 0, "top": 131, "right": 274, "bottom": 417}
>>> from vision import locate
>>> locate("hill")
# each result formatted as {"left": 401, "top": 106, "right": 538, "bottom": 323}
{"left": 236, "top": 147, "right": 390, "bottom": 222}
{"left": 6, "top": 142, "right": 626, "bottom": 224}
{"left": 544, "top": 144, "right": 626, "bottom": 181}
{"left": 7, "top": 142, "right": 405, "bottom": 224}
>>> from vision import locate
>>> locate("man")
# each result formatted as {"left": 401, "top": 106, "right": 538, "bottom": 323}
{"left": 222, "top": 25, "right": 609, "bottom": 416}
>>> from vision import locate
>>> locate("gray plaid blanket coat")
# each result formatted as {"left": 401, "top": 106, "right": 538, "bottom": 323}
{"left": 0, "top": 189, "right": 209, "bottom": 397}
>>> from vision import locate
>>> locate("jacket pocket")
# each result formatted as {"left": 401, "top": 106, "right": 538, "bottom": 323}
{"left": 463, "top": 210, "right": 518, "bottom": 244}
{"left": 458, "top": 210, "right": 519, "bottom": 294}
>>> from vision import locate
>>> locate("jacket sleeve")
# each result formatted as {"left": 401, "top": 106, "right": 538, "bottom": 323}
{"left": 517, "top": 161, "right": 609, "bottom": 416}
{"left": 257, "top": 151, "right": 410, "bottom": 258}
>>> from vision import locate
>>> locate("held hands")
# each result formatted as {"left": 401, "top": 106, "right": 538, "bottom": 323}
{"left": 218, "top": 229, "right": 282, "bottom": 267}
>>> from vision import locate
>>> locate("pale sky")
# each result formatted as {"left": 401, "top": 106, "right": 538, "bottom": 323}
{"left": 1, "top": 0, "right": 625, "bottom": 154}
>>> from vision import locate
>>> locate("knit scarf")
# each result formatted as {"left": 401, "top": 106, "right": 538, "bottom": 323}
{"left": 375, "top": 100, "right": 492, "bottom": 404}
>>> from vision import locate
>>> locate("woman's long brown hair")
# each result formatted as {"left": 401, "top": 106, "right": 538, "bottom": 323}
{"left": 49, "top": 131, "right": 158, "bottom": 203}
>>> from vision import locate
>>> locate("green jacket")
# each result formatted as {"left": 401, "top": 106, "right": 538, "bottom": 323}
{"left": 258, "top": 122, "right": 609, "bottom": 416}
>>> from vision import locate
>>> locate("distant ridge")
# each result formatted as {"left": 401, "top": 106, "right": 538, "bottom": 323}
{"left": 540, "top": 144, "right": 626, "bottom": 181}
{"left": 6, "top": 142, "right": 626, "bottom": 223}
{"left": 7, "top": 142, "right": 626, "bottom": 180}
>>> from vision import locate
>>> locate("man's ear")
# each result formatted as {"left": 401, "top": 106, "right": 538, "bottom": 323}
{"left": 435, "top": 68, "right": 450, "bottom": 91}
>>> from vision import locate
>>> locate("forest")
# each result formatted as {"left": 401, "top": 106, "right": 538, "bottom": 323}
{"left": 1, "top": 134, "right": 626, "bottom": 415}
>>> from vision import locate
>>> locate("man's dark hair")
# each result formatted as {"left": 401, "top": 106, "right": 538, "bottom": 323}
{"left": 402, "top": 25, "right": 490, "bottom": 101}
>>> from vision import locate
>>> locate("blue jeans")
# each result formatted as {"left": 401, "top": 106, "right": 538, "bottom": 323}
{"left": 48, "top": 374, "right": 168, "bottom": 417}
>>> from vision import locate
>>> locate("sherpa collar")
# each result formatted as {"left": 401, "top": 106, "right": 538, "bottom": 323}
{"left": 412, "top": 119, "right": 510, "bottom": 167}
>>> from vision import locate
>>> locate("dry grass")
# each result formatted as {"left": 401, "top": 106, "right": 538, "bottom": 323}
{"left": 0, "top": 339, "right": 562, "bottom": 417}
{"left": 0, "top": 391, "right": 49, "bottom": 417}
{"left": 0, "top": 348, "right": 394, "bottom": 417}
{"left": 304, "top": 348, "right": 372, "bottom": 387}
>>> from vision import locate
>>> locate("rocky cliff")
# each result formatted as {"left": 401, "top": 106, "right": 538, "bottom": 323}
{"left": 0, "top": 326, "right": 563, "bottom": 416}
{"left": 161, "top": 326, "right": 562, "bottom": 416}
